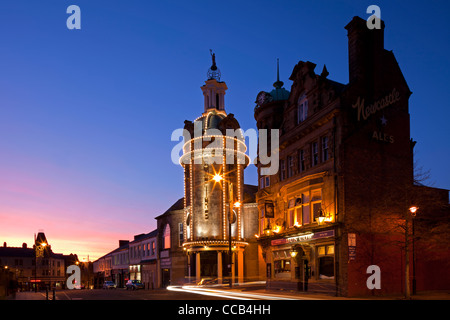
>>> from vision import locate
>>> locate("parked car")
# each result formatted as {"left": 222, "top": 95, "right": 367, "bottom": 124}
{"left": 103, "top": 281, "right": 117, "bottom": 289}
{"left": 126, "top": 280, "right": 144, "bottom": 290}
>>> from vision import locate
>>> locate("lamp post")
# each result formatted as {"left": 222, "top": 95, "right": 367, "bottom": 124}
{"left": 409, "top": 206, "right": 418, "bottom": 295}
{"left": 405, "top": 206, "right": 418, "bottom": 299}
{"left": 229, "top": 200, "right": 240, "bottom": 288}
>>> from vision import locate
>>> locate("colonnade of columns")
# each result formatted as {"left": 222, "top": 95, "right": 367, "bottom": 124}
{"left": 189, "top": 248, "right": 245, "bottom": 284}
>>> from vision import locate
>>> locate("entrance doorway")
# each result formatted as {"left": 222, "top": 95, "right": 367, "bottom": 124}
{"left": 161, "top": 268, "right": 170, "bottom": 288}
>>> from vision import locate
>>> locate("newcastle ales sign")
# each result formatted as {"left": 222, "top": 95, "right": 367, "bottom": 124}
{"left": 352, "top": 88, "right": 400, "bottom": 122}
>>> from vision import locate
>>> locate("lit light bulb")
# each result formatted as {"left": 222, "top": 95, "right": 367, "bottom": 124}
{"left": 213, "top": 174, "right": 223, "bottom": 183}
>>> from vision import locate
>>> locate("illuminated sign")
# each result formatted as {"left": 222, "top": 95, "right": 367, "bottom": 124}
{"left": 271, "top": 230, "right": 335, "bottom": 246}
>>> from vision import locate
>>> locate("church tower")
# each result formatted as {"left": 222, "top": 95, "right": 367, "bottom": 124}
{"left": 180, "top": 52, "right": 251, "bottom": 284}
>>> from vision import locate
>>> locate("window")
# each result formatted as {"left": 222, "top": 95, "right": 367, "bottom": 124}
{"left": 280, "top": 159, "right": 286, "bottom": 181}
{"left": 299, "top": 149, "right": 305, "bottom": 172}
{"left": 311, "top": 190, "right": 323, "bottom": 223}
{"left": 151, "top": 241, "right": 155, "bottom": 255}
{"left": 260, "top": 176, "right": 270, "bottom": 189}
{"left": 302, "top": 193, "right": 310, "bottom": 225}
{"left": 274, "top": 250, "right": 292, "bottom": 279}
{"left": 287, "top": 199, "right": 295, "bottom": 227}
{"left": 318, "top": 245, "right": 335, "bottom": 279}
{"left": 297, "top": 95, "right": 308, "bottom": 124}
{"left": 287, "top": 156, "right": 294, "bottom": 178}
{"left": 312, "top": 142, "right": 318, "bottom": 166}
{"left": 322, "top": 136, "right": 329, "bottom": 162}
{"left": 289, "top": 190, "right": 323, "bottom": 226}
{"left": 163, "top": 224, "right": 171, "bottom": 249}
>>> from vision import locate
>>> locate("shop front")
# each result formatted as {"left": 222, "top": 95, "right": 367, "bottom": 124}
{"left": 129, "top": 264, "right": 141, "bottom": 281}
{"left": 265, "top": 229, "right": 336, "bottom": 293}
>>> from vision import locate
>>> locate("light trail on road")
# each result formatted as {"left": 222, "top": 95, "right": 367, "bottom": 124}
{"left": 167, "top": 285, "right": 315, "bottom": 300}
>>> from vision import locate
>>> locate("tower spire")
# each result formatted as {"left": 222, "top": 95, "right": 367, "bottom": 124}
{"left": 273, "top": 58, "right": 284, "bottom": 88}
{"left": 207, "top": 49, "right": 221, "bottom": 81}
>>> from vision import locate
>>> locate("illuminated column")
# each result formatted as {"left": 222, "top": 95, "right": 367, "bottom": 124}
{"left": 237, "top": 163, "right": 241, "bottom": 240}
{"left": 190, "top": 157, "right": 194, "bottom": 241}
{"left": 238, "top": 249, "right": 244, "bottom": 283}
{"left": 217, "top": 251, "right": 223, "bottom": 284}
{"left": 222, "top": 138, "right": 227, "bottom": 240}
{"left": 196, "top": 252, "right": 201, "bottom": 283}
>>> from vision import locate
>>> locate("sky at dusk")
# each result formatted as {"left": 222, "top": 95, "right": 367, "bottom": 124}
{"left": 0, "top": 1, "right": 449, "bottom": 260}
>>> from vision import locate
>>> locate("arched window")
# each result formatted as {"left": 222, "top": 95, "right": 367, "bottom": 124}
{"left": 163, "top": 224, "right": 171, "bottom": 249}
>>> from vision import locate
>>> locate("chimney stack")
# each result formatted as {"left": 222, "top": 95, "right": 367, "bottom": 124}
{"left": 119, "top": 240, "right": 129, "bottom": 247}
{"left": 345, "top": 16, "right": 385, "bottom": 85}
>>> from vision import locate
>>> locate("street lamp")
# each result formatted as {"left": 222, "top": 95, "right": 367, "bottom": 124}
{"left": 228, "top": 200, "right": 240, "bottom": 288}
{"left": 290, "top": 248, "right": 298, "bottom": 258}
{"left": 409, "top": 206, "right": 418, "bottom": 295}
{"left": 213, "top": 173, "right": 223, "bottom": 183}
{"left": 317, "top": 209, "right": 326, "bottom": 225}
{"left": 405, "top": 206, "right": 419, "bottom": 299}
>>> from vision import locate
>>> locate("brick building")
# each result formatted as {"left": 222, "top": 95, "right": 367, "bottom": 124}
{"left": 253, "top": 16, "right": 450, "bottom": 297}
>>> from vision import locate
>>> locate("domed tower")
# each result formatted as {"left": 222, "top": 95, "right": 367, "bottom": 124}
{"left": 254, "top": 59, "right": 289, "bottom": 130}
{"left": 179, "top": 52, "right": 250, "bottom": 284}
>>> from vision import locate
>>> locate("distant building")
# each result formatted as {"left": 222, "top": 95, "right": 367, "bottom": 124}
{"left": 0, "top": 232, "right": 67, "bottom": 291}
{"left": 129, "top": 230, "right": 158, "bottom": 289}
{"left": 93, "top": 231, "right": 158, "bottom": 289}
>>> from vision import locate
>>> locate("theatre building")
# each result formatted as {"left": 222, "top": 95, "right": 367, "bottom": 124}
{"left": 254, "top": 16, "right": 450, "bottom": 297}
{"left": 178, "top": 54, "right": 262, "bottom": 284}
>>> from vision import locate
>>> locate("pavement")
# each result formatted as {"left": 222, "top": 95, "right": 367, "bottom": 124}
{"left": 6, "top": 287, "right": 450, "bottom": 300}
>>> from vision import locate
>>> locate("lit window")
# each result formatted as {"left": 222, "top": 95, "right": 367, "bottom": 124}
{"left": 163, "top": 224, "right": 171, "bottom": 249}
{"left": 302, "top": 193, "right": 310, "bottom": 225}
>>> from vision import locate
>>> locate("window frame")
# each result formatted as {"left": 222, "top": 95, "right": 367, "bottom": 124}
{"left": 322, "top": 136, "right": 329, "bottom": 162}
